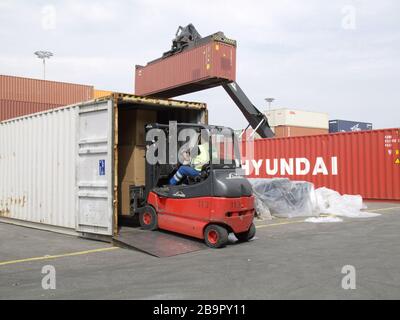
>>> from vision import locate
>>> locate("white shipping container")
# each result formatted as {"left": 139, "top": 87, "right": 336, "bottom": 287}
{"left": 0, "top": 106, "right": 78, "bottom": 232}
{"left": 0, "top": 100, "right": 113, "bottom": 235}
{"left": 0, "top": 94, "right": 207, "bottom": 237}
{"left": 265, "top": 108, "right": 329, "bottom": 129}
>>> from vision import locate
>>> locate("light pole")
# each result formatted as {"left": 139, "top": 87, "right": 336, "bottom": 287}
{"left": 34, "top": 51, "right": 53, "bottom": 80}
{"left": 265, "top": 98, "right": 275, "bottom": 111}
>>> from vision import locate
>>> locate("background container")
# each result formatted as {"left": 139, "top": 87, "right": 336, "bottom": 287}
{"left": 273, "top": 125, "right": 329, "bottom": 138}
{"left": 242, "top": 129, "right": 400, "bottom": 200}
{"left": 94, "top": 89, "right": 113, "bottom": 99}
{"left": 0, "top": 75, "right": 94, "bottom": 121}
{"left": 135, "top": 40, "right": 236, "bottom": 98}
{"left": 0, "top": 100, "right": 62, "bottom": 122}
{"left": 329, "top": 119, "right": 373, "bottom": 133}
{"left": 265, "top": 109, "right": 329, "bottom": 129}
{"left": 0, "top": 94, "right": 207, "bottom": 236}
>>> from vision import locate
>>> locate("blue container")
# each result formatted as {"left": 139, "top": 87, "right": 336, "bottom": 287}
{"left": 329, "top": 120, "right": 373, "bottom": 133}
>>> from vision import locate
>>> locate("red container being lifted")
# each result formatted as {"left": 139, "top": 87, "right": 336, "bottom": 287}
{"left": 242, "top": 128, "right": 400, "bottom": 201}
{"left": 135, "top": 33, "right": 237, "bottom": 98}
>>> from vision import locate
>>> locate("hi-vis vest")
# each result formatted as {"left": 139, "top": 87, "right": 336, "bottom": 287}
{"left": 191, "top": 143, "right": 210, "bottom": 171}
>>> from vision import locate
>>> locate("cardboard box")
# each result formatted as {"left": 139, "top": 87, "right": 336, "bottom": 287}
{"left": 135, "top": 109, "right": 157, "bottom": 146}
{"left": 120, "top": 181, "right": 133, "bottom": 216}
{"left": 118, "top": 109, "right": 157, "bottom": 146}
{"left": 118, "top": 108, "right": 156, "bottom": 215}
{"left": 119, "top": 146, "right": 146, "bottom": 215}
{"left": 119, "top": 146, "right": 146, "bottom": 183}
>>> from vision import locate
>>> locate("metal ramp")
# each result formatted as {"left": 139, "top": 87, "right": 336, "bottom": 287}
{"left": 113, "top": 227, "right": 207, "bottom": 258}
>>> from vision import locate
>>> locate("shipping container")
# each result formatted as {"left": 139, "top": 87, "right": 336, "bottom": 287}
{"left": 0, "top": 93, "right": 207, "bottom": 237}
{"left": 135, "top": 35, "right": 236, "bottom": 98}
{"left": 265, "top": 108, "right": 329, "bottom": 129}
{"left": 329, "top": 119, "right": 373, "bottom": 133}
{"left": 0, "top": 99, "right": 62, "bottom": 122}
{"left": 273, "top": 125, "right": 329, "bottom": 138}
{"left": 94, "top": 89, "right": 113, "bottom": 99}
{"left": 0, "top": 75, "right": 93, "bottom": 120}
{"left": 242, "top": 129, "right": 400, "bottom": 200}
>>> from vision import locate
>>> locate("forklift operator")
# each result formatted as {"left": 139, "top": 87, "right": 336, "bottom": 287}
{"left": 169, "top": 131, "right": 210, "bottom": 185}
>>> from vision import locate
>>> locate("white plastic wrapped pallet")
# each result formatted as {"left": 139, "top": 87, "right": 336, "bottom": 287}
{"left": 248, "top": 178, "right": 318, "bottom": 218}
{"left": 248, "top": 178, "right": 380, "bottom": 221}
{"left": 313, "top": 187, "right": 380, "bottom": 219}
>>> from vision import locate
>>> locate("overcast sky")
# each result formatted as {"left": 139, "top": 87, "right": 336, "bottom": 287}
{"left": 0, "top": 0, "right": 399, "bottom": 129}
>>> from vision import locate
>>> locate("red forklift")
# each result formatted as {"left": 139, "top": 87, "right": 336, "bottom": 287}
{"left": 129, "top": 123, "right": 256, "bottom": 248}
{"left": 125, "top": 25, "right": 277, "bottom": 249}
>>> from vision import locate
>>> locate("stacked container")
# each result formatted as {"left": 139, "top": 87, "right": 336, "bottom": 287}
{"left": 265, "top": 108, "right": 329, "bottom": 138}
{"left": 0, "top": 75, "right": 94, "bottom": 121}
{"left": 329, "top": 120, "right": 373, "bottom": 133}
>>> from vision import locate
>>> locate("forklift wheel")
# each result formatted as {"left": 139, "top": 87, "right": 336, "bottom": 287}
{"left": 204, "top": 225, "right": 228, "bottom": 249}
{"left": 139, "top": 206, "right": 158, "bottom": 231}
{"left": 235, "top": 223, "right": 256, "bottom": 242}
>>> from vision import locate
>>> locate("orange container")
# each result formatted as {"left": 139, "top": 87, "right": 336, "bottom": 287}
{"left": 135, "top": 39, "right": 236, "bottom": 98}
{"left": 242, "top": 129, "right": 400, "bottom": 200}
{"left": 273, "top": 125, "right": 329, "bottom": 137}
{"left": 93, "top": 89, "right": 113, "bottom": 99}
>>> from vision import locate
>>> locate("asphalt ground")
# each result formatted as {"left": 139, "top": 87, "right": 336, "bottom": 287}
{"left": 0, "top": 201, "right": 399, "bottom": 300}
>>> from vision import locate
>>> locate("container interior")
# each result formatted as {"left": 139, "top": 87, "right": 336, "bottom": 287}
{"left": 117, "top": 101, "right": 207, "bottom": 224}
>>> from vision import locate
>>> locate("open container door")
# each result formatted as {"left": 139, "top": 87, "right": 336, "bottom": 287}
{"left": 76, "top": 100, "right": 114, "bottom": 236}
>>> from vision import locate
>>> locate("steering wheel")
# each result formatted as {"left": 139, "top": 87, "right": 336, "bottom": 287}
{"left": 200, "top": 163, "right": 211, "bottom": 179}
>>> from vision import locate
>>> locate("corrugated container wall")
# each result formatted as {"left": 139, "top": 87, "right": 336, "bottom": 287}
{"left": 242, "top": 129, "right": 400, "bottom": 200}
{"left": 0, "top": 106, "right": 78, "bottom": 231}
{"left": 273, "top": 125, "right": 329, "bottom": 138}
{"left": 0, "top": 100, "right": 62, "bottom": 122}
{"left": 0, "top": 75, "right": 94, "bottom": 121}
{"left": 94, "top": 89, "right": 113, "bottom": 99}
{"left": 135, "top": 40, "right": 236, "bottom": 98}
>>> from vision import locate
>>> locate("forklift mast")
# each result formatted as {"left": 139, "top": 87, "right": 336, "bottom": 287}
{"left": 222, "top": 82, "right": 274, "bottom": 138}
{"left": 164, "top": 24, "right": 275, "bottom": 139}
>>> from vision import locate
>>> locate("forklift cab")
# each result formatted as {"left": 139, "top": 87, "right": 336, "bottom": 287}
{"left": 143, "top": 123, "right": 253, "bottom": 199}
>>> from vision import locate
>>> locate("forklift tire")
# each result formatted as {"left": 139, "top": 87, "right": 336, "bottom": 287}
{"left": 235, "top": 223, "right": 256, "bottom": 242}
{"left": 139, "top": 206, "right": 158, "bottom": 231}
{"left": 204, "top": 224, "right": 229, "bottom": 249}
